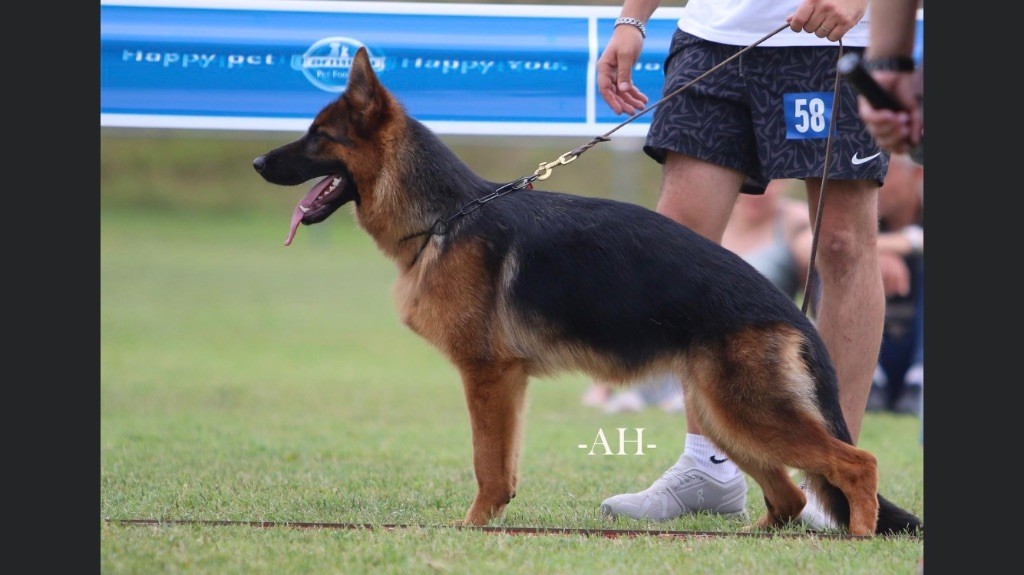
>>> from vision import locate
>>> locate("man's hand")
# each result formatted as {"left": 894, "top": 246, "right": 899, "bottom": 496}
{"left": 597, "top": 26, "right": 649, "bottom": 115}
{"left": 858, "top": 71, "right": 923, "bottom": 155}
{"left": 787, "top": 0, "right": 868, "bottom": 42}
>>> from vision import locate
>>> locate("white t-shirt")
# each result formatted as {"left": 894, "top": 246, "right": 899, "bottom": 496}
{"left": 676, "top": 0, "right": 870, "bottom": 48}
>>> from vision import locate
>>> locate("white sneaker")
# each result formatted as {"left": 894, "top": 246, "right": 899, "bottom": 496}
{"left": 797, "top": 480, "right": 839, "bottom": 531}
{"left": 599, "top": 454, "right": 748, "bottom": 521}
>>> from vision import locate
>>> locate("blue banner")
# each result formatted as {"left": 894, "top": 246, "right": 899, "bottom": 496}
{"left": 101, "top": 0, "right": 682, "bottom": 135}
{"left": 100, "top": 1, "right": 922, "bottom": 136}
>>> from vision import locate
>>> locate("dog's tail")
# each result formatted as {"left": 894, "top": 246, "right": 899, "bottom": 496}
{"left": 875, "top": 493, "right": 923, "bottom": 535}
{"left": 801, "top": 335, "right": 922, "bottom": 535}
{"left": 804, "top": 474, "right": 922, "bottom": 535}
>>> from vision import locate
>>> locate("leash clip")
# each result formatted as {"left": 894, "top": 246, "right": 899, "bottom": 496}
{"left": 533, "top": 152, "right": 578, "bottom": 181}
{"left": 428, "top": 219, "right": 449, "bottom": 236}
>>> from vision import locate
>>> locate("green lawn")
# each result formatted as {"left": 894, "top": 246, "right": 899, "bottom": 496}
{"left": 100, "top": 134, "right": 923, "bottom": 574}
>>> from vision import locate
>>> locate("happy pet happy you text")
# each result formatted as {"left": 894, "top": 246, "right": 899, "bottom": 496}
{"left": 120, "top": 50, "right": 663, "bottom": 74}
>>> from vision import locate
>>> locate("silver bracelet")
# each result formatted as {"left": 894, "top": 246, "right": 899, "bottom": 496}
{"left": 614, "top": 17, "right": 647, "bottom": 39}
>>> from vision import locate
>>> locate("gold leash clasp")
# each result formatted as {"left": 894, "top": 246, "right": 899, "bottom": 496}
{"left": 533, "top": 152, "right": 579, "bottom": 181}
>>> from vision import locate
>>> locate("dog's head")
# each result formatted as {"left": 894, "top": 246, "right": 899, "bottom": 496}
{"left": 252, "top": 46, "right": 395, "bottom": 245}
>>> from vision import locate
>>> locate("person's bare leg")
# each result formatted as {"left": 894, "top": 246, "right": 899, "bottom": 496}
{"left": 804, "top": 178, "right": 884, "bottom": 443}
{"left": 658, "top": 153, "right": 743, "bottom": 241}
{"left": 656, "top": 152, "right": 744, "bottom": 435}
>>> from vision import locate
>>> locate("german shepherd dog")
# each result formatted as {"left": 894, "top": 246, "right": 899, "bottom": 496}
{"left": 253, "top": 47, "right": 921, "bottom": 536}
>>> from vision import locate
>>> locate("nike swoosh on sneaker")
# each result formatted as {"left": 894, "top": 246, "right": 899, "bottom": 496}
{"left": 709, "top": 455, "right": 729, "bottom": 464}
{"left": 851, "top": 151, "right": 882, "bottom": 165}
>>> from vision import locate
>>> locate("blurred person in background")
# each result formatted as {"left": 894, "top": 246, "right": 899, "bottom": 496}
{"left": 867, "top": 153, "right": 923, "bottom": 415}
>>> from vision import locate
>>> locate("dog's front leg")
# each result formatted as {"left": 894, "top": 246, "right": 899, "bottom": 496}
{"left": 458, "top": 360, "right": 528, "bottom": 526}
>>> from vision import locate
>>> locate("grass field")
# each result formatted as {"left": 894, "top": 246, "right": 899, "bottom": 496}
{"left": 100, "top": 132, "right": 924, "bottom": 574}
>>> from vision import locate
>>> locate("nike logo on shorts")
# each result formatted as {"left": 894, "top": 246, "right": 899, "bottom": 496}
{"left": 851, "top": 151, "right": 882, "bottom": 165}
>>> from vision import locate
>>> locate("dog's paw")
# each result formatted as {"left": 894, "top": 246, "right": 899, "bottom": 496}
{"left": 460, "top": 514, "right": 491, "bottom": 527}
{"left": 741, "top": 515, "right": 781, "bottom": 533}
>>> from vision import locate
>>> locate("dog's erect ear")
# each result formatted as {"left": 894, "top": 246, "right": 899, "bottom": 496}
{"left": 343, "top": 46, "right": 386, "bottom": 134}
{"left": 347, "top": 46, "right": 379, "bottom": 93}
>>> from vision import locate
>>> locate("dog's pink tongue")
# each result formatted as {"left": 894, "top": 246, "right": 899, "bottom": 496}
{"left": 285, "top": 176, "right": 334, "bottom": 246}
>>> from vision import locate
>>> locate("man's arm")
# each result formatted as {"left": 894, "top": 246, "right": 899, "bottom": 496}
{"left": 858, "top": 1, "right": 923, "bottom": 154}
{"left": 597, "top": 0, "right": 663, "bottom": 115}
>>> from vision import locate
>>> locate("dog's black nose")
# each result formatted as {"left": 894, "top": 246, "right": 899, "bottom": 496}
{"left": 252, "top": 156, "right": 266, "bottom": 172}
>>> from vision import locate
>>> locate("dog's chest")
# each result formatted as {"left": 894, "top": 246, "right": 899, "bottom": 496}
{"left": 390, "top": 243, "right": 494, "bottom": 355}
{"left": 392, "top": 270, "right": 434, "bottom": 338}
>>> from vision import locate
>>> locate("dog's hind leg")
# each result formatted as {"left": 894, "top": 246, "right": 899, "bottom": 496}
{"left": 733, "top": 460, "right": 807, "bottom": 531}
{"left": 682, "top": 326, "right": 879, "bottom": 535}
{"left": 787, "top": 440, "right": 880, "bottom": 536}
{"left": 457, "top": 359, "right": 529, "bottom": 526}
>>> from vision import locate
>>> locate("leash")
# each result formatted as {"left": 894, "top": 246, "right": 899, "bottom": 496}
{"left": 800, "top": 41, "right": 845, "bottom": 317}
{"left": 403, "top": 22, "right": 844, "bottom": 313}
{"left": 399, "top": 176, "right": 536, "bottom": 266}
{"left": 108, "top": 518, "right": 909, "bottom": 541}
{"left": 531, "top": 23, "right": 793, "bottom": 181}
{"left": 399, "top": 24, "right": 791, "bottom": 254}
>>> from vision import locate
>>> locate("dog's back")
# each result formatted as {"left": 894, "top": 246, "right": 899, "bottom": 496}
{"left": 455, "top": 190, "right": 823, "bottom": 377}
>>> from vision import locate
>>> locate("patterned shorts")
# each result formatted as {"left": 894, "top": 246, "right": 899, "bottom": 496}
{"left": 644, "top": 30, "right": 888, "bottom": 190}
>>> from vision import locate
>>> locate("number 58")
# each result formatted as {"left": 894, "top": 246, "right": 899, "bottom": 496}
{"left": 793, "top": 97, "right": 827, "bottom": 133}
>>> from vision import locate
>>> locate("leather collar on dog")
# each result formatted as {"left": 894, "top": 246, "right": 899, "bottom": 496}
{"left": 399, "top": 176, "right": 536, "bottom": 267}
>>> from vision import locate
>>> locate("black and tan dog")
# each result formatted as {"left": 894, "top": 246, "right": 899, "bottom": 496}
{"left": 253, "top": 47, "right": 921, "bottom": 536}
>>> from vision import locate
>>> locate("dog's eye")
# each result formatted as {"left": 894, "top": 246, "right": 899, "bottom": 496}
{"left": 304, "top": 131, "right": 336, "bottom": 153}
{"left": 316, "top": 130, "right": 352, "bottom": 147}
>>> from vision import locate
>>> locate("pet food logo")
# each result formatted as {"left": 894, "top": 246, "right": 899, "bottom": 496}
{"left": 294, "top": 37, "right": 386, "bottom": 92}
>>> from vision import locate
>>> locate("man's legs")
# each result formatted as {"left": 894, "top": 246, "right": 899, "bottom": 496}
{"left": 599, "top": 152, "right": 752, "bottom": 521}
{"left": 793, "top": 177, "right": 885, "bottom": 530}
{"left": 803, "top": 178, "right": 884, "bottom": 444}
{"left": 655, "top": 152, "right": 744, "bottom": 242}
